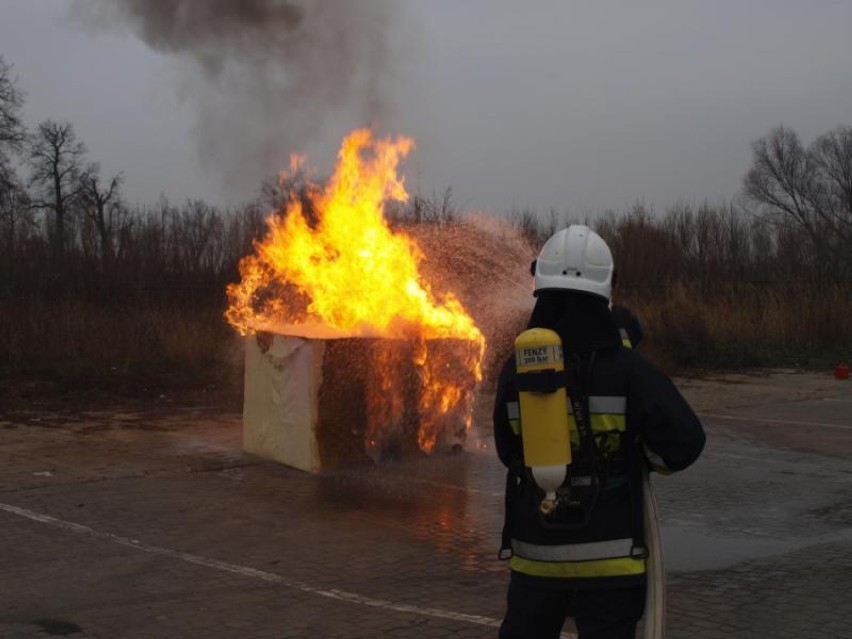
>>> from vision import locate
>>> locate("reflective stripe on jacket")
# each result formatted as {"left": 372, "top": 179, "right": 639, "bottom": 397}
{"left": 510, "top": 537, "right": 645, "bottom": 579}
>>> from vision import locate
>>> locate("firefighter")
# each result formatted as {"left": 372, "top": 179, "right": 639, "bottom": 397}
{"left": 494, "top": 225, "right": 705, "bottom": 639}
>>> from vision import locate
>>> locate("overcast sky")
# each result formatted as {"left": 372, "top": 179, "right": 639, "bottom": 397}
{"left": 2, "top": 0, "right": 852, "bottom": 217}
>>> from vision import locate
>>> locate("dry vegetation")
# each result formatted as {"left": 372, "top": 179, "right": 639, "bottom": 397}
{"left": 3, "top": 195, "right": 851, "bottom": 397}
{"left": 512, "top": 201, "right": 852, "bottom": 372}
{"left": 3, "top": 54, "right": 852, "bottom": 394}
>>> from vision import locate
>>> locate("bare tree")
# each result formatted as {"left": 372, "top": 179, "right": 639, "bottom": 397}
{"left": 543, "top": 207, "right": 562, "bottom": 240}
{"left": 601, "top": 203, "right": 682, "bottom": 292}
{"left": 176, "top": 199, "right": 224, "bottom": 279}
{"left": 810, "top": 126, "right": 852, "bottom": 236}
{"left": 80, "top": 164, "right": 125, "bottom": 270}
{"left": 0, "top": 168, "right": 32, "bottom": 281}
{"left": 435, "top": 186, "right": 458, "bottom": 225}
{"left": 0, "top": 56, "right": 27, "bottom": 249}
{"left": 509, "top": 206, "right": 544, "bottom": 247}
{"left": 27, "top": 120, "right": 88, "bottom": 262}
{"left": 0, "top": 56, "right": 25, "bottom": 155}
{"left": 744, "top": 125, "right": 852, "bottom": 256}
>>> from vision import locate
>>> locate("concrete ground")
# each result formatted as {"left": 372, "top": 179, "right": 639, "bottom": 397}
{"left": 1, "top": 369, "right": 851, "bottom": 638}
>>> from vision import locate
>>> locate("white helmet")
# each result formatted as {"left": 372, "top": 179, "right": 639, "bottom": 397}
{"left": 534, "top": 225, "right": 613, "bottom": 299}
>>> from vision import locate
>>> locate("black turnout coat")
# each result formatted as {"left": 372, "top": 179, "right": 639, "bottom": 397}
{"left": 493, "top": 291, "right": 706, "bottom": 588}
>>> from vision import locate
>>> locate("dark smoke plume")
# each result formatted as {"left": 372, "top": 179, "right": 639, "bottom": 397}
{"left": 72, "top": 0, "right": 397, "bottom": 196}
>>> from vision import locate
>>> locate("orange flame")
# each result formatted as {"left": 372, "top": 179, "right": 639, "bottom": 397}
{"left": 226, "top": 129, "right": 484, "bottom": 453}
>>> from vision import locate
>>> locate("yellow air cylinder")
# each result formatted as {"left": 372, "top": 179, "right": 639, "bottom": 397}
{"left": 515, "top": 328, "right": 572, "bottom": 514}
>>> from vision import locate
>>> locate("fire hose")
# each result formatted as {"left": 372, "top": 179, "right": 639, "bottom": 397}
{"left": 642, "top": 472, "right": 666, "bottom": 639}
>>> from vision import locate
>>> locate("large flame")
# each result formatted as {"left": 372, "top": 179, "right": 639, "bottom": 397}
{"left": 226, "top": 129, "right": 484, "bottom": 453}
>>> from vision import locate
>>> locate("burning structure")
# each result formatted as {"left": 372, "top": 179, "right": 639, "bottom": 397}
{"left": 226, "top": 130, "right": 485, "bottom": 472}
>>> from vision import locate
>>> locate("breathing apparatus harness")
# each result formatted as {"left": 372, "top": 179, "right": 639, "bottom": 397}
{"left": 499, "top": 334, "right": 647, "bottom": 561}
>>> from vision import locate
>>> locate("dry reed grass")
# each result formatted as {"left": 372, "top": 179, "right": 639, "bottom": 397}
{"left": 0, "top": 297, "right": 239, "bottom": 397}
{"left": 621, "top": 282, "right": 852, "bottom": 370}
{"left": 3, "top": 198, "right": 851, "bottom": 394}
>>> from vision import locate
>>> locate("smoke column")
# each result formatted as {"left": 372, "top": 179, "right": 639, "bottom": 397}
{"left": 72, "top": 0, "right": 397, "bottom": 196}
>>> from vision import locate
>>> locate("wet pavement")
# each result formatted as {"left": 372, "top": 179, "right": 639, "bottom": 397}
{"left": 1, "top": 374, "right": 851, "bottom": 638}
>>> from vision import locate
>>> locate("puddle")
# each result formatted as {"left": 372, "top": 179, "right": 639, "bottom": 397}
{"left": 663, "top": 523, "right": 852, "bottom": 573}
{"left": 662, "top": 525, "right": 801, "bottom": 572}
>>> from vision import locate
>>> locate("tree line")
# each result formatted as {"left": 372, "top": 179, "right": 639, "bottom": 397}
{"left": 2, "top": 53, "right": 851, "bottom": 378}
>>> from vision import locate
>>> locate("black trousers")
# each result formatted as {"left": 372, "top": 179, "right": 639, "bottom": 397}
{"left": 498, "top": 576, "right": 646, "bottom": 639}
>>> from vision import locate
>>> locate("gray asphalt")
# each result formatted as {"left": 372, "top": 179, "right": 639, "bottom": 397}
{"left": 1, "top": 384, "right": 851, "bottom": 638}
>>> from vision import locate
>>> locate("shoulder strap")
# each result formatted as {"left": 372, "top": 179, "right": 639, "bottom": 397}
{"left": 499, "top": 461, "right": 523, "bottom": 559}
{"left": 566, "top": 351, "right": 599, "bottom": 463}
{"left": 625, "top": 417, "right": 649, "bottom": 557}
